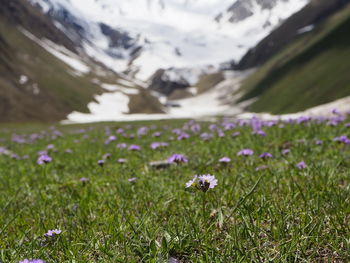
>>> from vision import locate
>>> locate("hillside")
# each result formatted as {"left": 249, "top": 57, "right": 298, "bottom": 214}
{"left": 238, "top": 1, "right": 350, "bottom": 114}
{"left": 237, "top": 0, "right": 350, "bottom": 70}
{"left": 0, "top": 0, "right": 165, "bottom": 122}
{"left": 0, "top": 0, "right": 101, "bottom": 122}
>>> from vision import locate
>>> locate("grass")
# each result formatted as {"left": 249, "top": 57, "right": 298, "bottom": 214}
{"left": 239, "top": 4, "right": 350, "bottom": 114}
{"left": 1, "top": 117, "right": 350, "bottom": 262}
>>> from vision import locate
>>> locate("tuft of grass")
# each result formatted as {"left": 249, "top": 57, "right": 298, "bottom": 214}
{"left": 0, "top": 117, "right": 350, "bottom": 262}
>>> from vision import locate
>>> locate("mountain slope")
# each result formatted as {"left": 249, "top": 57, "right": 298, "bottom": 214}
{"left": 238, "top": 1, "right": 350, "bottom": 114}
{"left": 237, "top": 0, "right": 350, "bottom": 69}
{"left": 0, "top": 0, "right": 101, "bottom": 122}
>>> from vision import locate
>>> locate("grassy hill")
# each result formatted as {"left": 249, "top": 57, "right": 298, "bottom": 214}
{"left": 238, "top": 2, "right": 350, "bottom": 114}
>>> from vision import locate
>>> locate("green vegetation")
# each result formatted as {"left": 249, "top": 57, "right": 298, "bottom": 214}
{"left": 195, "top": 73, "right": 225, "bottom": 94}
{"left": 1, "top": 118, "right": 350, "bottom": 262}
{"left": 239, "top": 4, "right": 350, "bottom": 114}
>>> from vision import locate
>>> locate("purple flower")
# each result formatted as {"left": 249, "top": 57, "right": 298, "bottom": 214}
{"left": 200, "top": 133, "right": 213, "bottom": 141}
{"left": 153, "top": 132, "right": 162, "bottom": 137}
{"left": 223, "top": 122, "right": 235, "bottom": 130}
{"left": 217, "top": 130, "right": 225, "bottom": 137}
{"left": 19, "top": 259, "right": 46, "bottom": 263}
{"left": 296, "top": 161, "right": 307, "bottom": 169}
{"left": 186, "top": 174, "right": 218, "bottom": 192}
{"left": 315, "top": 140, "right": 323, "bottom": 145}
{"left": 198, "top": 174, "right": 218, "bottom": 192}
{"left": 253, "top": 130, "right": 266, "bottom": 136}
{"left": 219, "top": 157, "right": 231, "bottom": 163}
{"left": 150, "top": 142, "right": 168, "bottom": 150}
{"left": 191, "top": 124, "right": 201, "bottom": 133}
{"left": 128, "top": 144, "right": 141, "bottom": 151}
{"left": 47, "top": 144, "right": 55, "bottom": 150}
{"left": 331, "top": 108, "right": 340, "bottom": 115}
{"left": 137, "top": 127, "right": 148, "bottom": 136}
{"left": 345, "top": 123, "right": 350, "bottom": 128}
{"left": 177, "top": 132, "right": 190, "bottom": 140}
{"left": 97, "top": 160, "right": 105, "bottom": 166}
{"left": 259, "top": 152, "right": 273, "bottom": 159}
{"left": 167, "top": 154, "right": 188, "bottom": 164}
{"left": 80, "top": 177, "right": 89, "bottom": 183}
{"left": 117, "top": 158, "right": 127, "bottom": 163}
{"left": 44, "top": 229, "right": 61, "bottom": 237}
{"left": 237, "top": 149, "right": 254, "bottom": 156}
{"left": 128, "top": 177, "right": 137, "bottom": 182}
{"left": 105, "top": 135, "right": 117, "bottom": 145}
{"left": 116, "top": 128, "right": 124, "bottom": 134}
{"left": 282, "top": 149, "right": 290, "bottom": 155}
{"left": 37, "top": 154, "right": 52, "bottom": 165}
{"left": 333, "top": 135, "right": 350, "bottom": 144}
{"left": 117, "top": 143, "right": 127, "bottom": 149}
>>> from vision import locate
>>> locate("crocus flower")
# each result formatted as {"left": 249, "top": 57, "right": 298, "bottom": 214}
{"left": 128, "top": 144, "right": 141, "bottom": 151}
{"left": 117, "top": 158, "right": 127, "bottom": 163}
{"left": 167, "top": 154, "right": 188, "bottom": 164}
{"left": 37, "top": 154, "right": 52, "bottom": 165}
{"left": 186, "top": 174, "right": 218, "bottom": 192}
{"left": 315, "top": 140, "right": 323, "bottom": 145}
{"left": 117, "top": 143, "right": 127, "bottom": 149}
{"left": 253, "top": 130, "right": 266, "bottom": 136}
{"left": 44, "top": 229, "right": 61, "bottom": 237}
{"left": 333, "top": 135, "right": 350, "bottom": 144}
{"left": 237, "top": 149, "right": 254, "bottom": 156}
{"left": 219, "top": 157, "right": 231, "bottom": 163}
{"left": 128, "top": 177, "right": 137, "bottom": 182}
{"left": 282, "top": 149, "right": 290, "bottom": 155}
{"left": 153, "top": 132, "right": 162, "bottom": 137}
{"left": 259, "top": 152, "right": 272, "bottom": 159}
{"left": 296, "top": 161, "right": 307, "bottom": 169}
{"left": 200, "top": 133, "right": 213, "bottom": 141}
{"left": 177, "top": 133, "right": 190, "bottom": 140}
{"left": 198, "top": 174, "right": 218, "bottom": 192}
{"left": 47, "top": 144, "right": 55, "bottom": 150}
{"left": 150, "top": 142, "right": 168, "bottom": 150}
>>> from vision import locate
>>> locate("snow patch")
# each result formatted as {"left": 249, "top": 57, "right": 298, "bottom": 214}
{"left": 101, "top": 83, "right": 139, "bottom": 95}
{"left": 67, "top": 91, "right": 130, "bottom": 123}
{"left": 19, "top": 75, "right": 29, "bottom": 85}
{"left": 297, "top": 24, "right": 315, "bottom": 34}
{"left": 20, "top": 28, "right": 90, "bottom": 74}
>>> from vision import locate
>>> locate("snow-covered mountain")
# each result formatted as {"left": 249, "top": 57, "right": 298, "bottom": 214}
{"left": 29, "top": 0, "right": 309, "bottom": 81}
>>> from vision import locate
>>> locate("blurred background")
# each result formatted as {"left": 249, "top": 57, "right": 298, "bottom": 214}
{"left": 1, "top": 0, "right": 350, "bottom": 123}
